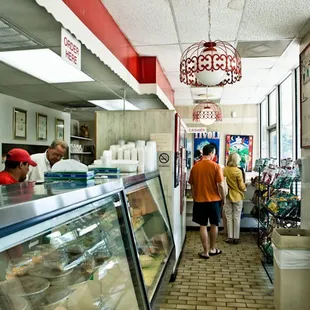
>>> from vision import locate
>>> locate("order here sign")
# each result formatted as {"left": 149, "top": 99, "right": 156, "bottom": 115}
{"left": 61, "top": 28, "right": 81, "bottom": 70}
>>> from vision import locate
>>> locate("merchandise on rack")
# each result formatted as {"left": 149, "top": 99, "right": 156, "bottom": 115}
{"left": 251, "top": 158, "right": 301, "bottom": 283}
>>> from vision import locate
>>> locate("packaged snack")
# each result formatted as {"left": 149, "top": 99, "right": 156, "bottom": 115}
{"left": 43, "top": 249, "right": 68, "bottom": 271}
{"left": 81, "top": 257, "right": 95, "bottom": 274}
{"left": 24, "top": 250, "right": 43, "bottom": 265}
{"left": 66, "top": 243, "right": 85, "bottom": 255}
{"left": 7, "top": 257, "right": 34, "bottom": 276}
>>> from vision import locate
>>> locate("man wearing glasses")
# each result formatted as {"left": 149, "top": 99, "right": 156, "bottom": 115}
{"left": 27, "top": 139, "right": 68, "bottom": 182}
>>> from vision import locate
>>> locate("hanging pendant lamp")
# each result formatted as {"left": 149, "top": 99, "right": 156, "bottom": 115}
{"left": 193, "top": 101, "right": 222, "bottom": 125}
{"left": 180, "top": 0, "right": 242, "bottom": 87}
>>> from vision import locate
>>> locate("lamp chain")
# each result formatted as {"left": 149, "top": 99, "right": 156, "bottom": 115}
{"left": 208, "top": 0, "right": 211, "bottom": 42}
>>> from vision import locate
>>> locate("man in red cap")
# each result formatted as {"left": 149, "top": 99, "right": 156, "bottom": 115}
{"left": 0, "top": 148, "right": 37, "bottom": 184}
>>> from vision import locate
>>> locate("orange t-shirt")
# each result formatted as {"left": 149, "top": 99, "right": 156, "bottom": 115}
{"left": 189, "top": 160, "right": 223, "bottom": 202}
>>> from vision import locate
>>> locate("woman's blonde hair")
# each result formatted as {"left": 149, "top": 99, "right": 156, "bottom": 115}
{"left": 227, "top": 152, "right": 241, "bottom": 167}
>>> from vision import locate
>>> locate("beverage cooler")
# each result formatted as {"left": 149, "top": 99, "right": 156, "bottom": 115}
{"left": 0, "top": 171, "right": 175, "bottom": 310}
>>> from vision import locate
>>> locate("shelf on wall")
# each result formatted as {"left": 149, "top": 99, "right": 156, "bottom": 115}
{"left": 70, "top": 152, "right": 92, "bottom": 155}
{"left": 70, "top": 135, "right": 92, "bottom": 141}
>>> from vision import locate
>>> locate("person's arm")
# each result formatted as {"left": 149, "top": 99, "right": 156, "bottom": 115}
{"left": 217, "top": 182, "right": 226, "bottom": 203}
{"left": 190, "top": 184, "right": 195, "bottom": 198}
{"left": 188, "top": 169, "right": 194, "bottom": 199}
{"left": 237, "top": 171, "right": 246, "bottom": 192}
{"left": 216, "top": 166, "right": 226, "bottom": 204}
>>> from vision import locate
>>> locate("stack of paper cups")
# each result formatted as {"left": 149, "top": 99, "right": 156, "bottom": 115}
{"left": 117, "top": 148, "right": 123, "bottom": 160}
{"left": 118, "top": 140, "right": 125, "bottom": 147}
{"left": 124, "top": 150, "right": 131, "bottom": 160}
{"left": 127, "top": 142, "right": 135, "bottom": 149}
{"left": 110, "top": 145, "right": 118, "bottom": 160}
{"left": 146, "top": 141, "right": 157, "bottom": 171}
{"left": 144, "top": 145, "right": 151, "bottom": 172}
{"left": 101, "top": 150, "right": 112, "bottom": 167}
{"left": 136, "top": 140, "right": 145, "bottom": 149}
{"left": 137, "top": 147, "right": 145, "bottom": 172}
{"left": 131, "top": 148, "right": 138, "bottom": 161}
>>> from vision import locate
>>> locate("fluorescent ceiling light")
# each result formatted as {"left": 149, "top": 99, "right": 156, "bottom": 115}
{"left": 89, "top": 99, "right": 139, "bottom": 111}
{"left": 0, "top": 49, "right": 93, "bottom": 83}
{"left": 191, "top": 87, "right": 223, "bottom": 100}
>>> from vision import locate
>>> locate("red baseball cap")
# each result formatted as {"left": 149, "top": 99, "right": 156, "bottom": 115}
{"left": 6, "top": 148, "right": 37, "bottom": 167}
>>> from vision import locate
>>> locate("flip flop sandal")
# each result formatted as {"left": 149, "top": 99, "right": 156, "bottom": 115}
{"left": 209, "top": 249, "right": 222, "bottom": 256}
{"left": 198, "top": 252, "right": 209, "bottom": 259}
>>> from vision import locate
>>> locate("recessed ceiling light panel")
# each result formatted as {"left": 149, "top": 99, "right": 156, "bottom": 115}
{"left": 0, "top": 49, "right": 93, "bottom": 83}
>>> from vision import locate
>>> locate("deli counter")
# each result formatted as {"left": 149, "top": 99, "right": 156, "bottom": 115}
{"left": 0, "top": 171, "right": 175, "bottom": 310}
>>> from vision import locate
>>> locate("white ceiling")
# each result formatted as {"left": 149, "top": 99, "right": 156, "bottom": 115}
{"left": 103, "top": 0, "right": 309, "bottom": 106}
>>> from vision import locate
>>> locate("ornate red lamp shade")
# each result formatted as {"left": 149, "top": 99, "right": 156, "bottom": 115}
{"left": 192, "top": 101, "right": 223, "bottom": 125}
{"left": 180, "top": 40, "right": 242, "bottom": 87}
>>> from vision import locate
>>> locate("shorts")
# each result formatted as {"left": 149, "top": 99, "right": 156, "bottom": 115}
{"left": 192, "top": 201, "right": 221, "bottom": 226}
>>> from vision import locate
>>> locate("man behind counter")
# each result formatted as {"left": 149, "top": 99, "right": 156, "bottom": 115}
{"left": 27, "top": 139, "right": 68, "bottom": 182}
{"left": 0, "top": 148, "right": 37, "bottom": 185}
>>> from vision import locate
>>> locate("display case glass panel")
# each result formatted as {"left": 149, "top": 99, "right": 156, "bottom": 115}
{"left": 125, "top": 177, "right": 174, "bottom": 302}
{"left": 0, "top": 193, "right": 145, "bottom": 310}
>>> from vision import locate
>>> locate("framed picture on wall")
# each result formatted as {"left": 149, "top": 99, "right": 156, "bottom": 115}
{"left": 13, "top": 107, "right": 27, "bottom": 140}
{"left": 55, "top": 118, "right": 65, "bottom": 140}
{"left": 300, "top": 43, "right": 310, "bottom": 148}
{"left": 194, "top": 132, "right": 220, "bottom": 164}
{"left": 225, "top": 135, "right": 253, "bottom": 172}
{"left": 36, "top": 113, "right": 47, "bottom": 141}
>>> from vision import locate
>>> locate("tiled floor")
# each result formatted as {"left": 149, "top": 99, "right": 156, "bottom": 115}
{"left": 161, "top": 231, "right": 275, "bottom": 310}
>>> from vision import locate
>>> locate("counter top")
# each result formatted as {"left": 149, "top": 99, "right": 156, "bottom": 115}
{"left": 0, "top": 170, "right": 160, "bottom": 234}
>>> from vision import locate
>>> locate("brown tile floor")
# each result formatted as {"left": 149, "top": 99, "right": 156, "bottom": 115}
{"left": 161, "top": 231, "right": 275, "bottom": 310}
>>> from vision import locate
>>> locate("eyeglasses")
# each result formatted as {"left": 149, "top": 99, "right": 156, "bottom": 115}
{"left": 51, "top": 151, "right": 64, "bottom": 159}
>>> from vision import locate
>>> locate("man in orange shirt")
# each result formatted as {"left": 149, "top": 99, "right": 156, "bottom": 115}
{"left": 189, "top": 144, "right": 226, "bottom": 259}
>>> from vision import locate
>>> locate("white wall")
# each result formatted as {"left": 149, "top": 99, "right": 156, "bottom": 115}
{"left": 0, "top": 93, "right": 71, "bottom": 159}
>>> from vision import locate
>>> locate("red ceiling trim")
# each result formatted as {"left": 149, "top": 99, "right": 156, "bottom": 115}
{"left": 156, "top": 59, "right": 175, "bottom": 105}
{"left": 62, "top": 0, "right": 174, "bottom": 106}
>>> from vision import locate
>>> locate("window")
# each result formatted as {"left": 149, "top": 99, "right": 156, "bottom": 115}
{"left": 280, "top": 75, "right": 293, "bottom": 159}
{"left": 295, "top": 67, "right": 301, "bottom": 159}
{"left": 261, "top": 98, "right": 268, "bottom": 157}
{"left": 269, "top": 129, "right": 277, "bottom": 158}
{"left": 269, "top": 90, "right": 277, "bottom": 126}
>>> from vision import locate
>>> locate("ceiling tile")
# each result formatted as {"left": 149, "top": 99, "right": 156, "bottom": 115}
{"left": 242, "top": 57, "right": 279, "bottom": 69}
{"left": 102, "top": 0, "right": 178, "bottom": 45}
{"left": 239, "top": 0, "right": 310, "bottom": 40}
{"left": 172, "top": 0, "right": 242, "bottom": 43}
{"left": 235, "top": 68, "right": 270, "bottom": 87}
{"left": 237, "top": 40, "right": 292, "bottom": 57}
{"left": 220, "top": 98, "right": 248, "bottom": 105}
{"left": 135, "top": 45, "right": 181, "bottom": 72}
{"left": 221, "top": 86, "right": 257, "bottom": 98}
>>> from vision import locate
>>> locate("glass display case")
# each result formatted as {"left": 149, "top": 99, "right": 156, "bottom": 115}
{"left": 124, "top": 172, "right": 175, "bottom": 307}
{"left": 0, "top": 180, "right": 149, "bottom": 310}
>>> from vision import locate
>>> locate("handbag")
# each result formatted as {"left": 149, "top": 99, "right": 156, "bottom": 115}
{"left": 223, "top": 177, "right": 229, "bottom": 197}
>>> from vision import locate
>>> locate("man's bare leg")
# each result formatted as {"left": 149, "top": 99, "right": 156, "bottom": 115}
{"left": 209, "top": 224, "right": 218, "bottom": 252}
{"left": 199, "top": 225, "right": 209, "bottom": 257}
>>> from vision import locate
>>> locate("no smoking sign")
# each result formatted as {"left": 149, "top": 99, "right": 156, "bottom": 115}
{"left": 159, "top": 153, "right": 169, "bottom": 164}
